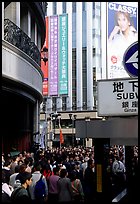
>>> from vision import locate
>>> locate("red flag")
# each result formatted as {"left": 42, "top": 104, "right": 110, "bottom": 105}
{"left": 60, "top": 127, "right": 64, "bottom": 144}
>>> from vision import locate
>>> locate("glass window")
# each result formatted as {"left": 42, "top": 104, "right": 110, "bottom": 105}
{"left": 53, "top": 2, "right": 57, "bottom": 15}
{"left": 62, "top": 2, "right": 66, "bottom": 13}
{"left": 82, "top": 2, "right": 86, "bottom": 11}
{"left": 72, "top": 2, "right": 76, "bottom": 13}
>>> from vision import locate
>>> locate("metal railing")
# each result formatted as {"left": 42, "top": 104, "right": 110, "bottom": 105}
{"left": 4, "top": 19, "right": 41, "bottom": 66}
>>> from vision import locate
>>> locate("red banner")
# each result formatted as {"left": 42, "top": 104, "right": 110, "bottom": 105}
{"left": 41, "top": 17, "right": 49, "bottom": 96}
{"left": 60, "top": 127, "right": 64, "bottom": 144}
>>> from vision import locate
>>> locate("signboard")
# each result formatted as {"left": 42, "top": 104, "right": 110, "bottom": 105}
{"left": 123, "top": 41, "right": 138, "bottom": 77}
{"left": 97, "top": 78, "right": 138, "bottom": 116}
{"left": 107, "top": 2, "right": 138, "bottom": 79}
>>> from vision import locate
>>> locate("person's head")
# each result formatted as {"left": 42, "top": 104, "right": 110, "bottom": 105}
{"left": 53, "top": 166, "right": 60, "bottom": 175}
{"left": 18, "top": 159, "right": 24, "bottom": 166}
{"left": 19, "top": 163, "right": 27, "bottom": 173}
{"left": 16, "top": 172, "right": 32, "bottom": 186}
{"left": 2, "top": 169, "right": 10, "bottom": 184}
{"left": 15, "top": 165, "right": 20, "bottom": 173}
{"left": 69, "top": 170, "right": 77, "bottom": 182}
{"left": 59, "top": 168, "right": 68, "bottom": 178}
{"left": 3, "top": 159, "right": 11, "bottom": 168}
{"left": 33, "top": 162, "right": 42, "bottom": 172}
{"left": 115, "top": 11, "right": 131, "bottom": 33}
{"left": 87, "top": 159, "right": 94, "bottom": 168}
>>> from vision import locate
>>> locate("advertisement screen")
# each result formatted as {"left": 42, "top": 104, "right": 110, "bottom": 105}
{"left": 107, "top": 2, "right": 138, "bottom": 79}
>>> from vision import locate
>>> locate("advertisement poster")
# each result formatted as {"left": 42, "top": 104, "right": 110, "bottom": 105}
{"left": 107, "top": 2, "right": 138, "bottom": 79}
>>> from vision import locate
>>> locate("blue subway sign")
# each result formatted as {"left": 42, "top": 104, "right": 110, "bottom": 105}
{"left": 123, "top": 41, "right": 138, "bottom": 77}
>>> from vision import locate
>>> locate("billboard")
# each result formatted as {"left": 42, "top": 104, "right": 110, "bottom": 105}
{"left": 107, "top": 2, "right": 138, "bottom": 79}
{"left": 97, "top": 77, "right": 138, "bottom": 116}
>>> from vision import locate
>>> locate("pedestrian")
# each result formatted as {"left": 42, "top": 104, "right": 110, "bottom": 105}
{"left": 11, "top": 171, "right": 32, "bottom": 203}
{"left": 48, "top": 166, "right": 60, "bottom": 203}
{"left": 112, "top": 155, "right": 126, "bottom": 191}
{"left": 9, "top": 165, "right": 20, "bottom": 188}
{"left": 57, "top": 168, "right": 73, "bottom": 203}
{"left": 70, "top": 170, "right": 84, "bottom": 204}
{"left": 28, "top": 162, "right": 48, "bottom": 203}
{"left": 84, "top": 159, "right": 96, "bottom": 203}
{"left": 2, "top": 168, "right": 14, "bottom": 203}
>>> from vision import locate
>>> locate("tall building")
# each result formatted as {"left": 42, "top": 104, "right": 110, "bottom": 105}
{"left": 40, "top": 2, "right": 138, "bottom": 148}
{"left": 2, "top": 2, "right": 47, "bottom": 154}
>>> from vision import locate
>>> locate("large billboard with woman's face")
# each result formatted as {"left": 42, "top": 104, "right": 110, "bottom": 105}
{"left": 107, "top": 2, "right": 138, "bottom": 79}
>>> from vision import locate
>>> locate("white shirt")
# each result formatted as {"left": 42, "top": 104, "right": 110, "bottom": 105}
{"left": 112, "top": 160, "right": 125, "bottom": 174}
{"left": 2, "top": 183, "right": 14, "bottom": 197}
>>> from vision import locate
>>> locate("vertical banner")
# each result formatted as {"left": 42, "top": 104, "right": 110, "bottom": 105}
{"left": 107, "top": 2, "right": 138, "bottom": 79}
{"left": 49, "top": 15, "right": 59, "bottom": 96}
{"left": 41, "top": 17, "right": 49, "bottom": 96}
{"left": 59, "top": 14, "right": 68, "bottom": 95}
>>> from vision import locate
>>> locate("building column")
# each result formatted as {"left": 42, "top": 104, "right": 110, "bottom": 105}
{"left": 35, "top": 22, "right": 37, "bottom": 46}
{"left": 16, "top": 2, "right": 20, "bottom": 27}
{"left": 2, "top": 2, "right": 4, "bottom": 40}
{"left": 28, "top": 10, "right": 31, "bottom": 38}
{"left": 86, "top": 2, "right": 94, "bottom": 110}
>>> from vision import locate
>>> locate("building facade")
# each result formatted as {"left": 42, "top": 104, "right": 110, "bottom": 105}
{"left": 2, "top": 2, "right": 47, "bottom": 154}
{"left": 40, "top": 2, "right": 138, "bottom": 148}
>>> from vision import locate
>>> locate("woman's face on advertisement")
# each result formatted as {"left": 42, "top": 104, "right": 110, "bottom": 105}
{"left": 117, "top": 13, "right": 130, "bottom": 32}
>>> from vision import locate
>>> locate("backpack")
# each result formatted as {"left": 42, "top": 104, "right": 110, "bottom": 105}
{"left": 34, "top": 174, "right": 46, "bottom": 199}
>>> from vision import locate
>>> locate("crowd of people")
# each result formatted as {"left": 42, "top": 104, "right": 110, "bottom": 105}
{"left": 2, "top": 145, "right": 138, "bottom": 203}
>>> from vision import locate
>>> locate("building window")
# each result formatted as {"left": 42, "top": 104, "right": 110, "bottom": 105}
{"left": 62, "top": 97, "right": 66, "bottom": 110}
{"left": 93, "top": 67, "right": 97, "bottom": 109}
{"left": 72, "top": 48, "right": 76, "bottom": 108}
{"left": 93, "top": 2, "right": 95, "bottom": 10}
{"left": 72, "top": 2, "right": 76, "bottom": 13}
{"left": 53, "top": 2, "right": 57, "bottom": 15}
{"left": 52, "top": 97, "right": 57, "bottom": 112}
{"left": 82, "top": 2, "right": 86, "bottom": 11}
{"left": 82, "top": 47, "right": 87, "bottom": 109}
{"left": 62, "top": 2, "right": 66, "bottom": 13}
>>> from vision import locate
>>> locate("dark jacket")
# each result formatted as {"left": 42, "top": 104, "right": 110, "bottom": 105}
{"left": 84, "top": 167, "right": 96, "bottom": 194}
{"left": 11, "top": 186, "right": 31, "bottom": 203}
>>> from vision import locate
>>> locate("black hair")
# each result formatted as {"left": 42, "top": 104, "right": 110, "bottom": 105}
{"left": 60, "top": 169, "right": 67, "bottom": 178}
{"left": 53, "top": 166, "right": 60, "bottom": 175}
{"left": 16, "top": 172, "right": 32, "bottom": 184}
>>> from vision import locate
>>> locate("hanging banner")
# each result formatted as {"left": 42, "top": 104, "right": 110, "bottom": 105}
{"left": 59, "top": 14, "right": 68, "bottom": 95}
{"left": 41, "top": 17, "right": 49, "bottom": 96}
{"left": 49, "top": 15, "right": 59, "bottom": 96}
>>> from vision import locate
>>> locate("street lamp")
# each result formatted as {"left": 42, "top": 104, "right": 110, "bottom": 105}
{"left": 69, "top": 113, "right": 77, "bottom": 147}
{"left": 85, "top": 116, "right": 90, "bottom": 146}
{"left": 50, "top": 112, "right": 61, "bottom": 141}
{"left": 41, "top": 46, "right": 48, "bottom": 65}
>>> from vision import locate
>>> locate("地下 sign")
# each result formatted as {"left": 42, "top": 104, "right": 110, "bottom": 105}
{"left": 97, "top": 78, "right": 138, "bottom": 116}
{"left": 123, "top": 41, "right": 138, "bottom": 77}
